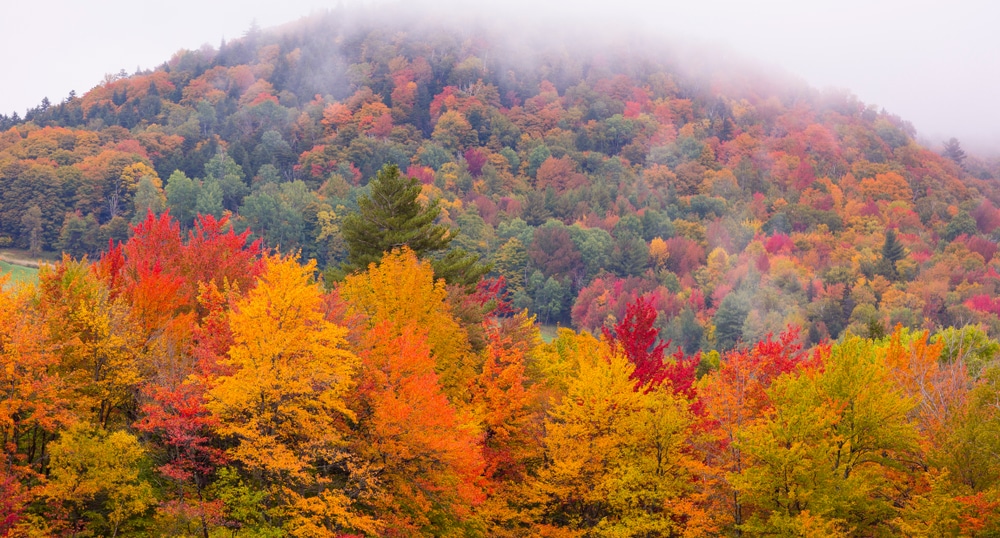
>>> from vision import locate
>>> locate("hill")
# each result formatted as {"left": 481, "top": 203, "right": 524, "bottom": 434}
{"left": 5, "top": 8, "right": 1000, "bottom": 536}
{"left": 1, "top": 7, "right": 999, "bottom": 347}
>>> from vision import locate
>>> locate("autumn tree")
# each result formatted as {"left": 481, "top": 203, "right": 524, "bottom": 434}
{"left": 472, "top": 321, "right": 545, "bottom": 536}
{"left": 204, "top": 255, "right": 374, "bottom": 536}
{"left": 339, "top": 247, "right": 476, "bottom": 402}
{"left": 733, "top": 335, "right": 920, "bottom": 535}
{"left": 530, "top": 339, "right": 697, "bottom": 536}
{"left": 350, "top": 322, "right": 484, "bottom": 536}
{"left": 603, "top": 295, "right": 669, "bottom": 389}
{"left": 135, "top": 383, "right": 226, "bottom": 538}
{"left": 0, "top": 278, "right": 72, "bottom": 530}
{"left": 38, "top": 424, "right": 155, "bottom": 537}
{"left": 37, "top": 257, "right": 144, "bottom": 428}
{"left": 696, "top": 329, "right": 809, "bottom": 532}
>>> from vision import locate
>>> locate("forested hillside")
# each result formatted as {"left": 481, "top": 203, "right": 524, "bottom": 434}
{"left": 2, "top": 6, "right": 1000, "bottom": 536}
{"left": 1, "top": 7, "right": 998, "bottom": 344}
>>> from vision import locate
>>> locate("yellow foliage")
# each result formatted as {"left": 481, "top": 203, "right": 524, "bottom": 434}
{"left": 38, "top": 258, "right": 143, "bottom": 427}
{"left": 206, "top": 255, "right": 363, "bottom": 534}
{"left": 531, "top": 344, "right": 696, "bottom": 536}
{"left": 39, "top": 424, "right": 154, "bottom": 536}
{"left": 209, "top": 255, "right": 357, "bottom": 473}
{"left": 339, "top": 248, "right": 475, "bottom": 402}
{"left": 530, "top": 328, "right": 603, "bottom": 398}
{"left": 120, "top": 161, "right": 160, "bottom": 189}
{"left": 649, "top": 237, "right": 669, "bottom": 270}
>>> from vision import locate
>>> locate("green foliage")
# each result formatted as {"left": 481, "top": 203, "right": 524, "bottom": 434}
{"left": 165, "top": 170, "right": 198, "bottom": 228}
{"left": 208, "top": 467, "right": 283, "bottom": 537}
{"left": 933, "top": 325, "right": 1000, "bottom": 377}
{"left": 715, "top": 292, "right": 751, "bottom": 351}
{"left": 943, "top": 210, "right": 977, "bottom": 241}
{"left": 205, "top": 150, "right": 249, "bottom": 211}
{"left": 341, "top": 163, "right": 488, "bottom": 287}
{"left": 131, "top": 176, "right": 166, "bottom": 224}
{"left": 734, "top": 336, "right": 919, "bottom": 536}
{"left": 879, "top": 228, "right": 905, "bottom": 279}
{"left": 57, "top": 212, "right": 101, "bottom": 258}
{"left": 341, "top": 164, "right": 450, "bottom": 270}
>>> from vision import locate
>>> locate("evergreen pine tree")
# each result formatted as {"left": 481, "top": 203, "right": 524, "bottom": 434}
{"left": 714, "top": 292, "right": 750, "bottom": 351}
{"left": 878, "top": 228, "right": 905, "bottom": 279}
{"left": 341, "top": 164, "right": 488, "bottom": 287}
{"left": 942, "top": 137, "right": 966, "bottom": 166}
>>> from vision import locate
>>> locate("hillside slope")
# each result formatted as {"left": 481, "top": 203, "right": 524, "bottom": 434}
{"left": 1, "top": 7, "right": 999, "bottom": 348}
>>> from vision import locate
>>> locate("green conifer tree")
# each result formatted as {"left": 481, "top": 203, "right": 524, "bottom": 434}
{"left": 341, "top": 164, "right": 488, "bottom": 287}
{"left": 878, "top": 228, "right": 905, "bottom": 279}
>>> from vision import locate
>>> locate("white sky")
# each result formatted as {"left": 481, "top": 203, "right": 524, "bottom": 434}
{"left": 2, "top": 0, "right": 998, "bottom": 154}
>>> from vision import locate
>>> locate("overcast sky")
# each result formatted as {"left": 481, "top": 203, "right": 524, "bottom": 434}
{"left": 2, "top": 0, "right": 997, "bottom": 154}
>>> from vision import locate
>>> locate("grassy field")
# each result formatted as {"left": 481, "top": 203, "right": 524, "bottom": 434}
{"left": 0, "top": 260, "right": 38, "bottom": 288}
{"left": 0, "top": 248, "right": 59, "bottom": 264}
{"left": 538, "top": 324, "right": 562, "bottom": 343}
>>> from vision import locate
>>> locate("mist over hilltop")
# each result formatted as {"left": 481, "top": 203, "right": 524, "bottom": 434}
{"left": 7, "top": 0, "right": 1000, "bottom": 155}
{"left": 2, "top": 0, "right": 998, "bottom": 155}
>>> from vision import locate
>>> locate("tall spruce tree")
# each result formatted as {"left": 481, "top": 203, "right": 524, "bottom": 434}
{"left": 878, "top": 228, "right": 905, "bottom": 279}
{"left": 714, "top": 292, "right": 750, "bottom": 351}
{"left": 942, "top": 137, "right": 966, "bottom": 166}
{"left": 340, "top": 164, "right": 488, "bottom": 287}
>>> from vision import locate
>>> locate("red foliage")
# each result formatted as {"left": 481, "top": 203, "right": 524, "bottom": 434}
{"left": 966, "top": 235, "right": 998, "bottom": 263}
{"left": 755, "top": 252, "right": 771, "bottom": 273}
{"left": 529, "top": 226, "right": 582, "bottom": 280}
{"left": 764, "top": 233, "right": 794, "bottom": 255}
{"left": 623, "top": 101, "right": 643, "bottom": 119}
{"left": 0, "top": 460, "right": 27, "bottom": 535}
{"left": 474, "top": 276, "right": 513, "bottom": 318}
{"left": 700, "top": 326, "right": 813, "bottom": 446}
{"left": 602, "top": 295, "right": 700, "bottom": 398}
{"left": 464, "top": 148, "right": 488, "bottom": 177}
{"left": 370, "top": 112, "right": 393, "bottom": 138}
{"left": 664, "top": 347, "right": 701, "bottom": 411}
{"left": 183, "top": 213, "right": 264, "bottom": 297}
{"left": 664, "top": 236, "right": 705, "bottom": 277}
{"left": 468, "top": 194, "right": 499, "bottom": 226}
{"left": 972, "top": 199, "right": 1000, "bottom": 234}
{"left": 407, "top": 164, "right": 435, "bottom": 185}
{"left": 571, "top": 276, "right": 678, "bottom": 332}
{"left": 191, "top": 282, "right": 237, "bottom": 379}
{"left": 965, "top": 294, "right": 1000, "bottom": 316}
{"left": 98, "top": 211, "right": 263, "bottom": 326}
{"left": 295, "top": 144, "right": 338, "bottom": 184}
{"left": 135, "top": 383, "right": 226, "bottom": 486}
{"left": 603, "top": 296, "right": 668, "bottom": 389}
{"left": 860, "top": 198, "right": 881, "bottom": 217}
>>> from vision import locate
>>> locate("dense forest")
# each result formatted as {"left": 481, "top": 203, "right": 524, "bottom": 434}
{"left": 2, "top": 6, "right": 1000, "bottom": 536}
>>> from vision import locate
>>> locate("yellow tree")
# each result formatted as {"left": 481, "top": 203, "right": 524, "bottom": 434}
{"left": 530, "top": 341, "right": 696, "bottom": 536}
{"left": 648, "top": 237, "right": 669, "bottom": 272}
{"left": 35, "top": 423, "right": 154, "bottom": 537}
{"left": 733, "top": 336, "right": 920, "bottom": 535}
{"left": 338, "top": 248, "right": 476, "bottom": 402}
{"left": 37, "top": 257, "right": 143, "bottom": 428}
{"left": 205, "top": 255, "right": 374, "bottom": 536}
